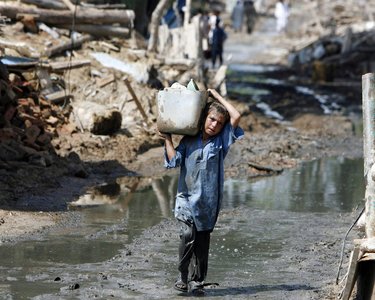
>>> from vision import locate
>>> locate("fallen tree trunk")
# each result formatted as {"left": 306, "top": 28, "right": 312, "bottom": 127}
{"left": 0, "top": 4, "right": 135, "bottom": 26}
{"left": 58, "top": 24, "right": 130, "bottom": 38}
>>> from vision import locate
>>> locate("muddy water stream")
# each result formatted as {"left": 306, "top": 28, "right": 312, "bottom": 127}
{"left": 0, "top": 157, "right": 364, "bottom": 299}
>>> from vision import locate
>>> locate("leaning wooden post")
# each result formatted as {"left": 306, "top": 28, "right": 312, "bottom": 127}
{"left": 357, "top": 73, "right": 375, "bottom": 300}
{"left": 363, "top": 73, "right": 375, "bottom": 238}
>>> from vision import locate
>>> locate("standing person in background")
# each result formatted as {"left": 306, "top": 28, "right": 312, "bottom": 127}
{"left": 244, "top": 0, "right": 257, "bottom": 33}
{"left": 274, "top": 0, "right": 289, "bottom": 33}
{"left": 231, "top": 0, "right": 244, "bottom": 33}
{"left": 211, "top": 18, "right": 227, "bottom": 68}
{"left": 158, "top": 89, "right": 243, "bottom": 296}
{"left": 200, "top": 9, "right": 211, "bottom": 60}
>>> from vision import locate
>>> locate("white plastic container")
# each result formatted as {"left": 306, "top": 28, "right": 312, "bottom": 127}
{"left": 157, "top": 82, "right": 207, "bottom": 136}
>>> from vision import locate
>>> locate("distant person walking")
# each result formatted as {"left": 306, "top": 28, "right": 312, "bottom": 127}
{"left": 231, "top": 0, "right": 244, "bottom": 33}
{"left": 211, "top": 18, "right": 227, "bottom": 68}
{"left": 243, "top": 0, "right": 257, "bottom": 33}
{"left": 274, "top": 0, "right": 289, "bottom": 33}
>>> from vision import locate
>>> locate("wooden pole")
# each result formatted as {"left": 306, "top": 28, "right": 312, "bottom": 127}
{"left": 356, "top": 73, "right": 375, "bottom": 300}
{"left": 123, "top": 78, "right": 148, "bottom": 123}
{"left": 362, "top": 73, "right": 375, "bottom": 238}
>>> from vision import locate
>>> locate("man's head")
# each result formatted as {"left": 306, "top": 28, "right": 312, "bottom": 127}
{"left": 202, "top": 101, "right": 229, "bottom": 138}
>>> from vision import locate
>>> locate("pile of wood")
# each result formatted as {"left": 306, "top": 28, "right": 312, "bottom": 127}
{"left": 0, "top": 61, "right": 74, "bottom": 168}
{"left": 0, "top": 0, "right": 135, "bottom": 40}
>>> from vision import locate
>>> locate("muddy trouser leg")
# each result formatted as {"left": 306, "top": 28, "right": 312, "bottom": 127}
{"left": 190, "top": 229, "right": 211, "bottom": 283}
{"left": 217, "top": 47, "right": 223, "bottom": 66}
{"left": 178, "top": 220, "right": 195, "bottom": 283}
{"left": 211, "top": 51, "right": 216, "bottom": 68}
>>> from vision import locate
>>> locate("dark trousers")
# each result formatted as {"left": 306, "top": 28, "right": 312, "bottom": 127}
{"left": 178, "top": 221, "right": 211, "bottom": 283}
{"left": 211, "top": 46, "right": 223, "bottom": 68}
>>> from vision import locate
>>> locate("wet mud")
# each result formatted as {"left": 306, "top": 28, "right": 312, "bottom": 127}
{"left": 0, "top": 7, "right": 366, "bottom": 300}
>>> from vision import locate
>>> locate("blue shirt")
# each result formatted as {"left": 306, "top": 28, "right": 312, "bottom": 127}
{"left": 164, "top": 123, "right": 244, "bottom": 231}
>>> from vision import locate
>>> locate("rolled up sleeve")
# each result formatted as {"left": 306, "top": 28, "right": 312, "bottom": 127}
{"left": 222, "top": 123, "right": 244, "bottom": 155}
{"left": 164, "top": 150, "right": 182, "bottom": 168}
{"left": 164, "top": 139, "right": 186, "bottom": 169}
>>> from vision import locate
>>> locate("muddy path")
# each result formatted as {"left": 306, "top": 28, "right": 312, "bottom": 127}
{"left": 0, "top": 7, "right": 366, "bottom": 300}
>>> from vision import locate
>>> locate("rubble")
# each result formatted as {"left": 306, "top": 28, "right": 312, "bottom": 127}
{"left": 285, "top": 0, "right": 375, "bottom": 82}
{"left": 0, "top": 0, "right": 210, "bottom": 205}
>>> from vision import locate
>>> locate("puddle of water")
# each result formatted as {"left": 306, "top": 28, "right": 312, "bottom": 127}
{"left": 226, "top": 66, "right": 356, "bottom": 120}
{"left": 223, "top": 157, "right": 364, "bottom": 213}
{"left": 229, "top": 64, "right": 283, "bottom": 73}
{"left": 0, "top": 157, "right": 364, "bottom": 298}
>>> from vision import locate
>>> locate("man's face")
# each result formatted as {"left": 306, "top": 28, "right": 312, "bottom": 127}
{"left": 204, "top": 110, "right": 226, "bottom": 137}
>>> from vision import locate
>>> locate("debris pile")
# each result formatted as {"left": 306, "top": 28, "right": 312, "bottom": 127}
{"left": 0, "top": 0, "right": 208, "bottom": 175}
{"left": 287, "top": 0, "right": 375, "bottom": 81}
{"left": 0, "top": 60, "right": 73, "bottom": 168}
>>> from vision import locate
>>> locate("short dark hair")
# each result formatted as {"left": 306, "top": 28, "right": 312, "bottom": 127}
{"left": 204, "top": 100, "right": 229, "bottom": 123}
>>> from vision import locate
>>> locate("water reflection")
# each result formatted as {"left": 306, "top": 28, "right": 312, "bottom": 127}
{"left": 223, "top": 157, "right": 364, "bottom": 212}
{"left": 71, "top": 157, "right": 364, "bottom": 215}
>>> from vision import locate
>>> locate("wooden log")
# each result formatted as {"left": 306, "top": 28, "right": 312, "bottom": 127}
{"left": 58, "top": 24, "right": 130, "bottom": 38}
{"left": 20, "top": 0, "right": 66, "bottom": 10}
{"left": 0, "top": 4, "right": 135, "bottom": 26}
{"left": 60, "top": 0, "right": 75, "bottom": 12}
{"left": 44, "top": 34, "right": 92, "bottom": 57}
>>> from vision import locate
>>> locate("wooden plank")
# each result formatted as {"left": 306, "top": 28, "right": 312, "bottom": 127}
{"left": 341, "top": 247, "right": 360, "bottom": 300}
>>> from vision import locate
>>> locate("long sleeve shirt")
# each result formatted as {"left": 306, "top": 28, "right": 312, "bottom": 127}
{"left": 164, "top": 123, "right": 244, "bottom": 231}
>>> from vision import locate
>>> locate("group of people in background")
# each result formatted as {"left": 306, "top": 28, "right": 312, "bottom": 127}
{"left": 231, "top": 0, "right": 258, "bottom": 34}
{"left": 201, "top": 0, "right": 289, "bottom": 69}
{"left": 232, "top": 0, "right": 289, "bottom": 34}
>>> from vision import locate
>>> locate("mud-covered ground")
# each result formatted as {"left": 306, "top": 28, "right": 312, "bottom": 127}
{"left": 0, "top": 6, "right": 366, "bottom": 300}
